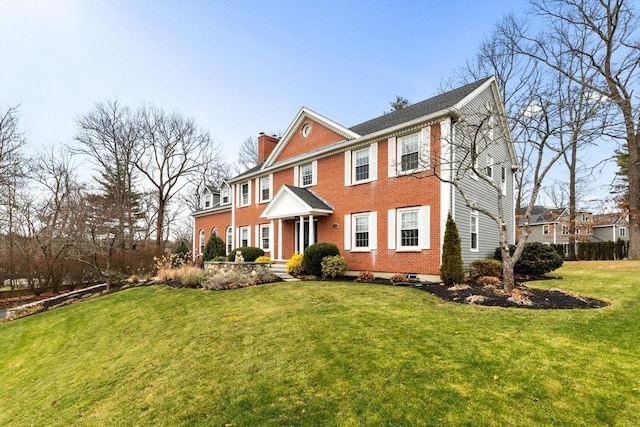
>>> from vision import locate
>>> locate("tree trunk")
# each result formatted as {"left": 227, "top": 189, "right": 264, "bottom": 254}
{"left": 156, "top": 197, "right": 165, "bottom": 254}
{"left": 628, "top": 130, "right": 639, "bottom": 259}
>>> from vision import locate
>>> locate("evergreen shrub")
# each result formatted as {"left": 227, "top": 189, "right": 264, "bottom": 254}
{"left": 303, "top": 243, "right": 340, "bottom": 277}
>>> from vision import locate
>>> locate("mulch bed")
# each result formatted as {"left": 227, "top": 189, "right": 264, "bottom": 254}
{"left": 415, "top": 282, "right": 609, "bottom": 309}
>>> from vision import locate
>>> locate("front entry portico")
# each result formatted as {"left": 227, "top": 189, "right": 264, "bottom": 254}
{"left": 261, "top": 185, "right": 333, "bottom": 260}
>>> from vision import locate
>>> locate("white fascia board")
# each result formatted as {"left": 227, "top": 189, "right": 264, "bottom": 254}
{"left": 191, "top": 206, "right": 232, "bottom": 218}
{"left": 455, "top": 76, "right": 520, "bottom": 171}
{"left": 263, "top": 107, "right": 361, "bottom": 167}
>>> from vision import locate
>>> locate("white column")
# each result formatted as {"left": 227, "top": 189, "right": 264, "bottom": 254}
{"left": 308, "top": 214, "right": 315, "bottom": 246}
{"left": 277, "top": 219, "right": 283, "bottom": 261}
{"left": 298, "top": 216, "right": 305, "bottom": 254}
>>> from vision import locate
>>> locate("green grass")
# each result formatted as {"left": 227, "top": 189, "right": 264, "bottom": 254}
{"left": 1, "top": 261, "right": 639, "bottom": 426}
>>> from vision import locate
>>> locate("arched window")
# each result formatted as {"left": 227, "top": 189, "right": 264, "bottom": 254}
{"left": 212, "top": 227, "right": 218, "bottom": 236}
{"left": 199, "top": 229, "right": 205, "bottom": 255}
{"left": 226, "top": 226, "right": 233, "bottom": 255}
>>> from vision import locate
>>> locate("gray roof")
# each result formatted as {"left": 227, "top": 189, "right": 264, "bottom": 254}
{"left": 349, "top": 77, "right": 491, "bottom": 136}
{"left": 284, "top": 185, "right": 333, "bottom": 211}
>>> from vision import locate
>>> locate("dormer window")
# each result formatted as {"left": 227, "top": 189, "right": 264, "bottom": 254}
{"left": 221, "top": 187, "right": 229, "bottom": 205}
{"left": 205, "top": 200, "right": 210, "bottom": 208}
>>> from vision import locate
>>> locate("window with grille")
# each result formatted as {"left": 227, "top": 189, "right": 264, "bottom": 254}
{"left": 354, "top": 215, "right": 369, "bottom": 248}
{"left": 354, "top": 148, "right": 369, "bottom": 182}
{"left": 301, "top": 163, "right": 313, "bottom": 187}
{"left": 400, "top": 210, "right": 419, "bottom": 247}
{"left": 470, "top": 210, "right": 478, "bottom": 251}
{"left": 400, "top": 133, "right": 419, "bottom": 171}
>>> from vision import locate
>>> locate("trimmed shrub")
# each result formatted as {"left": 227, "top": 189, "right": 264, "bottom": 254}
{"left": 255, "top": 256, "right": 273, "bottom": 264}
{"left": 212, "top": 255, "right": 228, "bottom": 262}
{"left": 550, "top": 244, "right": 565, "bottom": 259}
{"left": 494, "top": 242, "right": 563, "bottom": 276}
{"left": 615, "top": 238, "right": 627, "bottom": 260}
{"left": 228, "top": 246, "right": 265, "bottom": 262}
{"left": 286, "top": 254, "right": 305, "bottom": 276}
{"left": 469, "top": 259, "right": 503, "bottom": 282}
{"left": 303, "top": 243, "right": 340, "bottom": 277}
{"left": 203, "top": 232, "right": 226, "bottom": 261}
{"left": 440, "top": 213, "right": 464, "bottom": 286}
{"left": 321, "top": 255, "right": 347, "bottom": 279}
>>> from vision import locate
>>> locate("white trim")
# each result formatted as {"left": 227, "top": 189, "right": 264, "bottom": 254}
{"left": 470, "top": 210, "right": 479, "bottom": 252}
{"left": 254, "top": 225, "right": 260, "bottom": 247}
{"left": 259, "top": 223, "right": 271, "bottom": 251}
{"left": 370, "top": 142, "right": 378, "bottom": 182}
{"left": 419, "top": 206, "right": 430, "bottom": 250}
{"left": 387, "top": 209, "right": 396, "bottom": 250}
{"left": 388, "top": 137, "right": 397, "bottom": 178}
{"left": 293, "top": 165, "right": 299, "bottom": 186}
{"left": 344, "top": 151, "right": 352, "bottom": 186}
{"left": 349, "top": 212, "right": 377, "bottom": 252}
{"left": 344, "top": 214, "right": 352, "bottom": 250}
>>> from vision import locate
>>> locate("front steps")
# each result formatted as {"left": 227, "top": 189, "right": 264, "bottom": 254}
{"left": 270, "top": 263, "right": 299, "bottom": 282}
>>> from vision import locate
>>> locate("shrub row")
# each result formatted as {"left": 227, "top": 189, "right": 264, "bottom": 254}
{"left": 494, "top": 242, "right": 563, "bottom": 276}
{"left": 577, "top": 239, "right": 628, "bottom": 260}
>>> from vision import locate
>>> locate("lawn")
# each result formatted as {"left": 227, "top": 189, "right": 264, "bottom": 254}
{"left": 1, "top": 261, "right": 638, "bottom": 426}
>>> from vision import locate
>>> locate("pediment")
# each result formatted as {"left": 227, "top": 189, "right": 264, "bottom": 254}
{"left": 261, "top": 185, "right": 333, "bottom": 220}
{"left": 264, "top": 108, "right": 360, "bottom": 166}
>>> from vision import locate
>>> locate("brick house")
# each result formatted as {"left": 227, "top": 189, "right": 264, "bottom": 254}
{"left": 192, "top": 77, "right": 518, "bottom": 280}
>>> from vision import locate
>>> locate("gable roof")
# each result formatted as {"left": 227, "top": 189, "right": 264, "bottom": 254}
{"left": 260, "top": 185, "right": 333, "bottom": 220}
{"left": 263, "top": 108, "right": 360, "bottom": 168}
{"left": 349, "top": 77, "right": 492, "bottom": 136}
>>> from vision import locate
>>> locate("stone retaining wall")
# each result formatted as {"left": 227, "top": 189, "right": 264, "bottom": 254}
{"left": 204, "top": 261, "right": 272, "bottom": 275}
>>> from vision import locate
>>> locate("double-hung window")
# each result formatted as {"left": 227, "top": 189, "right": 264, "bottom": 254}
{"left": 260, "top": 176, "right": 271, "bottom": 202}
{"left": 543, "top": 224, "right": 549, "bottom": 235}
{"left": 562, "top": 225, "right": 569, "bottom": 235}
{"left": 301, "top": 163, "right": 313, "bottom": 186}
{"left": 486, "top": 156, "right": 494, "bottom": 179}
{"left": 344, "top": 212, "right": 377, "bottom": 252}
{"left": 354, "top": 215, "right": 370, "bottom": 248}
{"left": 387, "top": 206, "right": 430, "bottom": 251}
{"left": 240, "top": 226, "right": 250, "bottom": 247}
{"left": 470, "top": 210, "right": 479, "bottom": 252}
{"left": 260, "top": 224, "right": 270, "bottom": 251}
{"left": 501, "top": 166, "right": 507, "bottom": 195}
{"left": 400, "top": 210, "right": 419, "bottom": 248}
{"left": 240, "top": 182, "right": 250, "bottom": 206}
{"left": 221, "top": 187, "right": 229, "bottom": 205}
{"left": 620, "top": 227, "right": 627, "bottom": 238}
{"left": 400, "top": 133, "right": 419, "bottom": 172}
{"left": 354, "top": 148, "right": 369, "bottom": 182}
{"left": 226, "top": 226, "right": 233, "bottom": 255}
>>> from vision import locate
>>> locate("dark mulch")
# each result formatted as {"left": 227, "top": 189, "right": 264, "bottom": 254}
{"left": 411, "top": 282, "right": 609, "bottom": 309}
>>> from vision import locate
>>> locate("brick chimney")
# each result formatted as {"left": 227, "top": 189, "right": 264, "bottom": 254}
{"left": 257, "top": 132, "right": 279, "bottom": 163}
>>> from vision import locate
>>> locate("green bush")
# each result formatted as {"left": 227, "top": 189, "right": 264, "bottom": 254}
{"left": 303, "top": 243, "right": 340, "bottom": 277}
{"left": 494, "top": 242, "right": 563, "bottom": 276}
{"left": 286, "top": 254, "right": 304, "bottom": 275}
{"left": 440, "top": 213, "right": 464, "bottom": 286}
{"left": 212, "top": 256, "right": 228, "bottom": 262}
{"left": 321, "top": 255, "right": 347, "bottom": 279}
{"left": 228, "top": 246, "right": 265, "bottom": 262}
{"left": 203, "top": 232, "right": 226, "bottom": 261}
{"left": 172, "top": 241, "right": 191, "bottom": 267}
{"left": 469, "top": 259, "right": 503, "bottom": 282}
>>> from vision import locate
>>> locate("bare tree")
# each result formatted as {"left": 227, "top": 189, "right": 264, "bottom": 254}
{"left": 508, "top": 0, "right": 640, "bottom": 258}
{"left": 73, "top": 100, "right": 143, "bottom": 251}
{"left": 0, "top": 106, "right": 28, "bottom": 289}
{"left": 237, "top": 136, "right": 258, "bottom": 171}
{"left": 136, "top": 105, "right": 218, "bottom": 252}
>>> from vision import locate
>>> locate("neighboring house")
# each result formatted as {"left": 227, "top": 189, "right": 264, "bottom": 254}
{"left": 592, "top": 212, "right": 629, "bottom": 242}
{"left": 191, "top": 77, "right": 518, "bottom": 280}
{"left": 518, "top": 206, "right": 628, "bottom": 256}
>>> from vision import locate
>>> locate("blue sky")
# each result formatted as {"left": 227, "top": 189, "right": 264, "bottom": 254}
{"left": 1, "top": 0, "right": 529, "bottom": 160}
{"left": 2, "top": 0, "right": 618, "bottom": 208}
